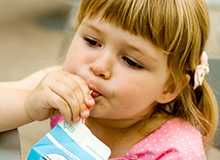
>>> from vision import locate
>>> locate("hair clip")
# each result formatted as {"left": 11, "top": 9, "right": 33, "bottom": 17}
{"left": 193, "top": 51, "right": 209, "bottom": 90}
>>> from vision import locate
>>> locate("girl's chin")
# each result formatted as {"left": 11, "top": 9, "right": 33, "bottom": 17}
{"left": 89, "top": 109, "right": 105, "bottom": 118}
{"left": 88, "top": 109, "right": 112, "bottom": 119}
{"left": 88, "top": 99, "right": 117, "bottom": 119}
{"left": 88, "top": 110, "right": 119, "bottom": 120}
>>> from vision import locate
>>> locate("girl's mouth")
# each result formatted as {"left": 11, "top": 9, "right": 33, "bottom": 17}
{"left": 87, "top": 81, "right": 102, "bottom": 98}
{"left": 90, "top": 90, "right": 101, "bottom": 98}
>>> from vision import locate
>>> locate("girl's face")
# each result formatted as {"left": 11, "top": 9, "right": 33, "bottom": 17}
{"left": 63, "top": 18, "right": 170, "bottom": 121}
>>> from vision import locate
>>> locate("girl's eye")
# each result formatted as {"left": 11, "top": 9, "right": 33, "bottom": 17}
{"left": 83, "top": 37, "right": 102, "bottom": 48}
{"left": 122, "top": 56, "right": 144, "bottom": 69}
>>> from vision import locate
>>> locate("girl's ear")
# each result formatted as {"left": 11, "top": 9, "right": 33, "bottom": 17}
{"left": 156, "top": 74, "right": 190, "bottom": 104}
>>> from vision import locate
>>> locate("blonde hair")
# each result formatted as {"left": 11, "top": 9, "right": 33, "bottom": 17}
{"left": 74, "top": 0, "right": 218, "bottom": 147}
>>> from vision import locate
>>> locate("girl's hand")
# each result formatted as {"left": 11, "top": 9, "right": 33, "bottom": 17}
{"left": 24, "top": 70, "right": 95, "bottom": 124}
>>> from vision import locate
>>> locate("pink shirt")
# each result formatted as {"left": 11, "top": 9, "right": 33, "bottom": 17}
{"left": 111, "top": 118, "right": 206, "bottom": 160}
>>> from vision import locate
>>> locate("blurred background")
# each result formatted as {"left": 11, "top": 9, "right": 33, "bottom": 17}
{"left": 0, "top": 0, "right": 219, "bottom": 159}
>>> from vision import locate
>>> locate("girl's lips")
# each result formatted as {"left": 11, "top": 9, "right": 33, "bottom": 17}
{"left": 87, "top": 82, "right": 102, "bottom": 98}
{"left": 90, "top": 90, "right": 101, "bottom": 98}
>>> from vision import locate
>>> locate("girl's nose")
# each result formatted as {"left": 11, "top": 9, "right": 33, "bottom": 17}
{"left": 89, "top": 54, "right": 113, "bottom": 80}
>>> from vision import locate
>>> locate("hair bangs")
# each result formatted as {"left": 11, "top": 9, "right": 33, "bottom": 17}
{"left": 77, "top": 0, "right": 155, "bottom": 43}
{"left": 76, "top": 0, "right": 191, "bottom": 54}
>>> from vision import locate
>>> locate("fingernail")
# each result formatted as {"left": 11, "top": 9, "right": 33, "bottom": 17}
{"left": 81, "top": 110, "right": 90, "bottom": 118}
{"left": 85, "top": 96, "right": 95, "bottom": 106}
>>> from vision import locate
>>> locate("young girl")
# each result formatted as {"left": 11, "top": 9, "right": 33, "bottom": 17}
{"left": 0, "top": 0, "right": 219, "bottom": 159}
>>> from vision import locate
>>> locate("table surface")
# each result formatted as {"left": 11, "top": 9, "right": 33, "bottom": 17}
{"left": 0, "top": 129, "right": 21, "bottom": 159}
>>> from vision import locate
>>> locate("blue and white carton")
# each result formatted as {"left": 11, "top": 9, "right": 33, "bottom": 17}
{"left": 27, "top": 121, "right": 111, "bottom": 160}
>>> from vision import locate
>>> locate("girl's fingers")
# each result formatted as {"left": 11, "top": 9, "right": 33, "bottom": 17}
{"left": 70, "top": 75, "right": 95, "bottom": 108}
{"left": 48, "top": 82, "right": 81, "bottom": 122}
{"left": 61, "top": 71, "right": 95, "bottom": 110}
{"left": 80, "top": 104, "right": 90, "bottom": 119}
{"left": 53, "top": 75, "right": 84, "bottom": 121}
{"left": 84, "top": 95, "right": 95, "bottom": 108}
{"left": 70, "top": 93, "right": 81, "bottom": 122}
{"left": 46, "top": 87, "right": 72, "bottom": 123}
{"left": 43, "top": 70, "right": 95, "bottom": 122}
